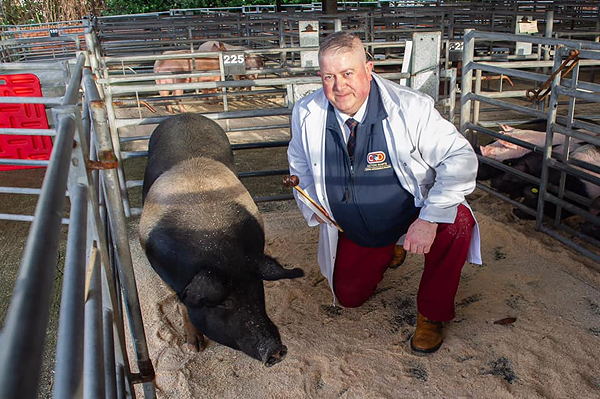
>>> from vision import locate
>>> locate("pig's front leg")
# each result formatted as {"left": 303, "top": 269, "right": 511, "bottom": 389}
{"left": 178, "top": 302, "right": 206, "bottom": 352}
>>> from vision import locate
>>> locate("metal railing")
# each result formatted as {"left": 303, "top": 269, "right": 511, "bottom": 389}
{"left": 0, "top": 54, "right": 157, "bottom": 398}
{"left": 460, "top": 29, "right": 600, "bottom": 264}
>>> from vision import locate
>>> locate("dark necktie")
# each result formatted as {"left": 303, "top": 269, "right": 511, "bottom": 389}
{"left": 345, "top": 118, "right": 359, "bottom": 160}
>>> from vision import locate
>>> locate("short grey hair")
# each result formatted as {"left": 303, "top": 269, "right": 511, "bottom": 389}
{"left": 318, "top": 32, "right": 366, "bottom": 61}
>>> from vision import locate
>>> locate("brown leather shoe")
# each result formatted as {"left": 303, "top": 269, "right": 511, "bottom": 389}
{"left": 410, "top": 312, "right": 444, "bottom": 354}
{"left": 388, "top": 245, "right": 407, "bottom": 269}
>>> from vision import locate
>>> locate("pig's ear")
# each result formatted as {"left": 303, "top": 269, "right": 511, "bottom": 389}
{"left": 180, "top": 269, "right": 228, "bottom": 307}
{"left": 257, "top": 255, "right": 304, "bottom": 281}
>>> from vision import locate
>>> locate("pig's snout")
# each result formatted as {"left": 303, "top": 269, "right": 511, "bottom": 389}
{"left": 264, "top": 344, "right": 287, "bottom": 367}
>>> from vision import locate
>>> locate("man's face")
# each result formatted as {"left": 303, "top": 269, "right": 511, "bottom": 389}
{"left": 319, "top": 46, "right": 373, "bottom": 116}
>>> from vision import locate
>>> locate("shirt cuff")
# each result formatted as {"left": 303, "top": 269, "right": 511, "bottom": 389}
{"left": 419, "top": 204, "right": 458, "bottom": 224}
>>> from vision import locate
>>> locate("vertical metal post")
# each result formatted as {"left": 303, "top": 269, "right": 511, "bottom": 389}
{"left": 53, "top": 183, "right": 88, "bottom": 399}
{"left": 554, "top": 47, "right": 580, "bottom": 226}
{"left": 473, "top": 69, "right": 482, "bottom": 128}
{"left": 89, "top": 101, "right": 156, "bottom": 397}
{"left": 103, "top": 309, "right": 118, "bottom": 399}
{"left": 84, "top": 246, "right": 105, "bottom": 399}
{"left": 0, "top": 112, "right": 76, "bottom": 399}
{"left": 102, "top": 88, "right": 132, "bottom": 217}
{"left": 81, "top": 71, "right": 136, "bottom": 394}
{"left": 116, "top": 364, "right": 126, "bottom": 399}
{"left": 535, "top": 48, "right": 564, "bottom": 230}
{"left": 460, "top": 29, "right": 475, "bottom": 139}
{"left": 544, "top": 10, "right": 555, "bottom": 75}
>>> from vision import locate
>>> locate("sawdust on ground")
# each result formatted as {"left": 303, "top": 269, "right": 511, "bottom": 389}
{"left": 129, "top": 194, "right": 600, "bottom": 399}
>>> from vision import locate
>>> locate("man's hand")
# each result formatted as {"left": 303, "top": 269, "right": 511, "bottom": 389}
{"left": 403, "top": 218, "right": 438, "bottom": 254}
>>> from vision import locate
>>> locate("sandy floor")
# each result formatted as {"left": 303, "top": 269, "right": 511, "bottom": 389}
{"left": 129, "top": 194, "right": 600, "bottom": 399}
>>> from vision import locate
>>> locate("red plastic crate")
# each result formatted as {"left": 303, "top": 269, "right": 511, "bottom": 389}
{"left": 0, "top": 73, "right": 52, "bottom": 171}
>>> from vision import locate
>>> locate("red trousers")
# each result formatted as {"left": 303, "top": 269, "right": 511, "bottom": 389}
{"left": 333, "top": 204, "right": 475, "bottom": 321}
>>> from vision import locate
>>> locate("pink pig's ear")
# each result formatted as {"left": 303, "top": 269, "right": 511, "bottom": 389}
{"left": 480, "top": 146, "right": 489, "bottom": 156}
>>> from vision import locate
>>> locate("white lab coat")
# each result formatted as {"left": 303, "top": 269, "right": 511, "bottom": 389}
{"left": 287, "top": 74, "right": 482, "bottom": 295}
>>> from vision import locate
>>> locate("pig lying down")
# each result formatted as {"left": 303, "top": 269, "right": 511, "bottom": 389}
{"left": 477, "top": 140, "right": 600, "bottom": 238}
{"left": 478, "top": 124, "right": 594, "bottom": 161}
{"left": 139, "top": 113, "right": 303, "bottom": 366}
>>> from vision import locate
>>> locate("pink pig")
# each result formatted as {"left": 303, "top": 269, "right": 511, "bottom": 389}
{"left": 570, "top": 144, "right": 600, "bottom": 207}
{"left": 480, "top": 124, "right": 592, "bottom": 161}
{"left": 154, "top": 42, "right": 224, "bottom": 113}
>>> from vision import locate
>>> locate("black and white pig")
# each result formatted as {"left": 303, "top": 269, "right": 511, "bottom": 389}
{"left": 139, "top": 113, "right": 303, "bottom": 366}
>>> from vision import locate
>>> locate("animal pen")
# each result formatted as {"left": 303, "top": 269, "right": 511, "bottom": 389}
{"left": 0, "top": 1, "right": 599, "bottom": 398}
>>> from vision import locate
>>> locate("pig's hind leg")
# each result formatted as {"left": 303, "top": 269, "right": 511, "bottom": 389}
{"left": 178, "top": 302, "right": 206, "bottom": 352}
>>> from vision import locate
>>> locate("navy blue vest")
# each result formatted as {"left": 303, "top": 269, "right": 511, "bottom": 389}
{"left": 324, "top": 81, "right": 419, "bottom": 247}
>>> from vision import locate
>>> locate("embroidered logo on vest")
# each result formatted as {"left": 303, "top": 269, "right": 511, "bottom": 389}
{"left": 365, "top": 151, "right": 392, "bottom": 171}
{"left": 367, "top": 151, "right": 386, "bottom": 164}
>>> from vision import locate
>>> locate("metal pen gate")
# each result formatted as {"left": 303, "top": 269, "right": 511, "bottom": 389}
{"left": 460, "top": 30, "right": 600, "bottom": 264}
{"left": 0, "top": 55, "right": 156, "bottom": 398}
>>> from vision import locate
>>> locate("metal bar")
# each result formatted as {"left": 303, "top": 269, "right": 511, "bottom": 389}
{"left": 83, "top": 246, "right": 105, "bottom": 399}
{"left": 548, "top": 158, "right": 600, "bottom": 188}
{"left": 0, "top": 158, "right": 50, "bottom": 166}
{"left": 475, "top": 182, "right": 537, "bottom": 218}
{"left": 53, "top": 183, "right": 87, "bottom": 399}
{"left": 88, "top": 100, "right": 156, "bottom": 397}
{"left": 0, "top": 96, "right": 63, "bottom": 105}
{"left": 62, "top": 53, "right": 86, "bottom": 105}
{"left": 558, "top": 222, "right": 600, "bottom": 255}
{"left": 482, "top": 90, "right": 529, "bottom": 98}
{"left": 539, "top": 226, "right": 600, "bottom": 264}
{"left": 0, "top": 61, "right": 69, "bottom": 70}
{"left": 559, "top": 119, "right": 600, "bottom": 137}
{"left": 467, "top": 123, "right": 542, "bottom": 153}
{"left": 238, "top": 169, "right": 289, "bottom": 178}
{"left": 115, "top": 107, "right": 292, "bottom": 129}
{"left": 101, "top": 86, "right": 132, "bottom": 217}
{"left": 476, "top": 154, "right": 540, "bottom": 185}
{"left": 469, "top": 62, "right": 549, "bottom": 83}
{"left": 101, "top": 41, "right": 405, "bottom": 63}
{"left": 0, "top": 187, "right": 43, "bottom": 195}
{"left": 465, "top": 93, "right": 547, "bottom": 119}
{"left": 107, "top": 73, "right": 408, "bottom": 95}
{"left": 535, "top": 53, "right": 563, "bottom": 230}
{"left": 118, "top": 124, "right": 289, "bottom": 144}
{"left": 0, "top": 213, "right": 69, "bottom": 224}
{"left": 477, "top": 59, "right": 600, "bottom": 68}
{"left": 554, "top": 60, "right": 581, "bottom": 225}
{"left": 103, "top": 309, "right": 117, "bottom": 399}
{"left": 460, "top": 28, "right": 474, "bottom": 136}
{"left": 0, "top": 128, "right": 56, "bottom": 136}
{"left": 468, "top": 29, "right": 600, "bottom": 51}
{"left": 544, "top": 188, "right": 600, "bottom": 225}
{"left": 116, "top": 364, "right": 126, "bottom": 399}
{"left": 253, "top": 193, "right": 294, "bottom": 202}
{"left": 81, "top": 69, "right": 137, "bottom": 397}
{"left": 232, "top": 141, "right": 289, "bottom": 150}
{"left": 0, "top": 112, "right": 76, "bottom": 399}
{"left": 568, "top": 48, "right": 600, "bottom": 61}
{"left": 555, "top": 86, "right": 600, "bottom": 104}
{"left": 544, "top": 10, "right": 554, "bottom": 63}
{"left": 473, "top": 69, "right": 482, "bottom": 127}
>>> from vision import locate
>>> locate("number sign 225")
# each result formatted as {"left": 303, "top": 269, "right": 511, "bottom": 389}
{"left": 223, "top": 52, "right": 246, "bottom": 75}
